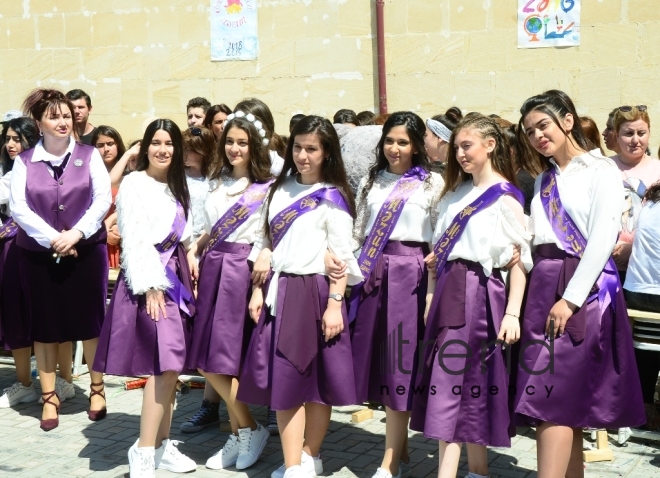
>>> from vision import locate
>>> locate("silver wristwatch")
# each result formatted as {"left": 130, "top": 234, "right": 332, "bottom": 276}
{"left": 328, "top": 293, "right": 344, "bottom": 302}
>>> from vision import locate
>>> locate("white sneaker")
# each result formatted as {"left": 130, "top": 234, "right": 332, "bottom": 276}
{"left": 271, "top": 450, "right": 323, "bottom": 478}
{"left": 236, "top": 423, "right": 269, "bottom": 469}
{"left": 128, "top": 440, "right": 155, "bottom": 478}
{"left": 373, "top": 467, "right": 400, "bottom": 478}
{"left": 283, "top": 465, "right": 309, "bottom": 478}
{"left": 155, "top": 438, "right": 197, "bottom": 473}
{"left": 39, "top": 377, "right": 75, "bottom": 404}
{"left": 618, "top": 427, "right": 632, "bottom": 445}
{"left": 206, "top": 434, "right": 240, "bottom": 469}
{"left": 0, "top": 382, "right": 38, "bottom": 408}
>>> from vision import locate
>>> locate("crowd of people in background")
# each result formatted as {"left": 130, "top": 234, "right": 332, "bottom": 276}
{"left": 0, "top": 87, "right": 658, "bottom": 478}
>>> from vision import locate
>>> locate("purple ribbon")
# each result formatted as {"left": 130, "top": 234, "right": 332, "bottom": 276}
{"left": 540, "top": 169, "right": 619, "bottom": 315}
{"left": 269, "top": 186, "right": 349, "bottom": 250}
{"left": 202, "top": 180, "right": 273, "bottom": 258}
{"left": 0, "top": 216, "right": 18, "bottom": 241}
{"left": 155, "top": 202, "right": 193, "bottom": 315}
{"left": 433, "top": 182, "right": 524, "bottom": 274}
{"left": 348, "top": 166, "right": 427, "bottom": 322}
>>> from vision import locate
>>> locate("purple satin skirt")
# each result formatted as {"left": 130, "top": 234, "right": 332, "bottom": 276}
{"left": 237, "top": 273, "right": 357, "bottom": 410}
{"left": 350, "top": 241, "right": 428, "bottom": 411}
{"left": 410, "top": 259, "right": 514, "bottom": 447}
{"left": 93, "top": 244, "right": 194, "bottom": 376}
{"left": 19, "top": 241, "right": 107, "bottom": 344}
{"left": 514, "top": 244, "right": 645, "bottom": 429}
{"left": 188, "top": 241, "right": 254, "bottom": 376}
{"left": 0, "top": 237, "right": 31, "bottom": 350}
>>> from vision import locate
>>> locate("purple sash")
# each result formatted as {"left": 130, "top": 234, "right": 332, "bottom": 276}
{"left": 540, "top": 169, "right": 619, "bottom": 317}
{"left": 348, "top": 166, "right": 427, "bottom": 322}
{"left": 269, "top": 186, "right": 350, "bottom": 250}
{"left": 155, "top": 202, "right": 193, "bottom": 315}
{"left": 433, "top": 182, "right": 524, "bottom": 274}
{"left": 202, "top": 180, "right": 272, "bottom": 257}
{"left": 0, "top": 216, "right": 18, "bottom": 241}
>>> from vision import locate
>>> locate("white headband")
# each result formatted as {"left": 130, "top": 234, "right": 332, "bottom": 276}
{"left": 224, "top": 111, "right": 269, "bottom": 146}
{"left": 426, "top": 118, "right": 451, "bottom": 142}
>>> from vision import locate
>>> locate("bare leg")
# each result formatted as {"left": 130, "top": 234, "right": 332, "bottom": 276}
{"left": 278, "top": 406, "right": 305, "bottom": 469}
{"left": 380, "top": 408, "right": 410, "bottom": 476}
{"left": 82, "top": 338, "right": 105, "bottom": 411}
{"left": 566, "top": 428, "right": 585, "bottom": 478}
{"left": 466, "top": 443, "right": 489, "bottom": 476}
{"left": 34, "top": 342, "right": 60, "bottom": 420}
{"left": 302, "top": 402, "right": 331, "bottom": 458}
{"left": 156, "top": 384, "right": 177, "bottom": 446}
{"left": 11, "top": 347, "right": 32, "bottom": 387}
{"left": 438, "top": 441, "right": 462, "bottom": 478}
{"left": 58, "top": 342, "right": 73, "bottom": 382}
{"left": 204, "top": 381, "right": 222, "bottom": 402}
{"left": 536, "top": 421, "right": 574, "bottom": 478}
{"left": 400, "top": 434, "right": 410, "bottom": 465}
{"left": 138, "top": 372, "right": 179, "bottom": 448}
{"left": 200, "top": 371, "right": 256, "bottom": 433}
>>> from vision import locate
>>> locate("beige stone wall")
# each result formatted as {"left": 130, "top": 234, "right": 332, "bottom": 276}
{"left": 0, "top": 0, "right": 658, "bottom": 154}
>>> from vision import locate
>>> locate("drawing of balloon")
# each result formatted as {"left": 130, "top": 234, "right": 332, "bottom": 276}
{"left": 524, "top": 15, "right": 543, "bottom": 42}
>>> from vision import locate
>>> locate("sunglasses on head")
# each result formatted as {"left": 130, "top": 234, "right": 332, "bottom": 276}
{"left": 618, "top": 105, "right": 647, "bottom": 112}
{"left": 189, "top": 127, "right": 202, "bottom": 136}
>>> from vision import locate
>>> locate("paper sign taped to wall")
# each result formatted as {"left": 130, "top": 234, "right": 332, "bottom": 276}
{"left": 518, "top": 0, "right": 581, "bottom": 48}
{"left": 210, "top": 0, "right": 258, "bottom": 61}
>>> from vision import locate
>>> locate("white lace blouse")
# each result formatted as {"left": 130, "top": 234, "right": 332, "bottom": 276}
{"left": 352, "top": 170, "right": 444, "bottom": 251}
{"left": 529, "top": 150, "right": 622, "bottom": 306}
{"left": 434, "top": 181, "right": 532, "bottom": 277}
{"left": 186, "top": 175, "right": 210, "bottom": 243}
{"left": 204, "top": 174, "right": 267, "bottom": 244}
{"left": 117, "top": 171, "right": 193, "bottom": 295}
{"left": 249, "top": 176, "right": 362, "bottom": 314}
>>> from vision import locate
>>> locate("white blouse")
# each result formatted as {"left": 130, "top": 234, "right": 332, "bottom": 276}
{"left": 9, "top": 138, "right": 111, "bottom": 248}
{"left": 249, "top": 176, "right": 362, "bottom": 314}
{"left": 186, "top": 175, "right": 210, "bottom": 243}
{"left": 624, "top": 200, "right": 660, "bottom": 295}
{"left": 204, "top": 174, "right": 267, "bottom": 244}
{"left": 269, "top": 151, "right": 284, "bottom": 176}
{"left": 117, "top": 171, "right": 193, "bottom": 295}
{"left": 529, "top": 150, "right": 622, "bottom": 306}
{"left": 353, "top": 170, "right": 444, "bottom": 250}
{"left": 434, "top": 181, "right": 532, "bottom": 277}
{"left": 0, "top": 171, "right": 11, "bottom": 211}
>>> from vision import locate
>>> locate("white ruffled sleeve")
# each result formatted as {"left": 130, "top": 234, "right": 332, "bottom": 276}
{"left": 497, "top": 196, "right": 533, "bottom": 272}
{"left": 116, "top": 175, "right": 170, "bottom": 295}
{"left": 326, "top": 204, "right": 363, "bottom": 285}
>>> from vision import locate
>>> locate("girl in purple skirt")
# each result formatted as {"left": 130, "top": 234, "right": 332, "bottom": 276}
{"left": 515, "top": 91, "right": 644, "bottom": 478}
{"left": 238, "top": 116, "right": 362, "bottom": 478}
{"left": 348, "top": 112, "right": 444, "bottom": 478}
{"left": 410, "top": 114, "right": 531, "bottom": 478}
{"left": 187, "top": 114, "right": 273, "bottom": 470}
{"left": 93, "top": 119, "right": 197, "bottom": 478}
{"left": 10, "top": 89, "right": 112, "bottom": 431}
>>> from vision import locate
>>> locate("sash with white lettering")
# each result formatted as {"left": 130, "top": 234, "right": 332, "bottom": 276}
{"left": 202, "top": 180, "right": 273, "bottom": 257}
{"left": 269, "top": 187, "right": 350, "bottom": 250}
{"left": 347, "top": 166, "right": 427, "bottom": 322}
{"left": 155, "top": 202, "right": 193, "bottom": 315}
{"left": 0, "top": 216, "right": 18, "bottom": 241}
{"left": 540, "top": 169, "right": 619, "bottom": 315}
{"left": 433, "top": 182, "right": 525, "bottom": 275}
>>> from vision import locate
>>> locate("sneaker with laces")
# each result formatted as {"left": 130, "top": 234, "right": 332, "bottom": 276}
{"left": 206, "top": 434, "right": 240, "bottom": 470}
{"left": 155, "top": 438, "right": 197, "bottom": 473}
{"left": 128, "top": 440, "right": 155, "bottom": 478}
{"left": 180, "top": 399, "right": 220, "bottom": 433}
{"left": 0, "top": 382, "right": 38, "bottom": 408}
{"left": 236, "top": 423, "right": 269, "bottom": 469}
{"left": 39, "top": 377, "right": 75, "bottom": 404}
{"left": 266, "top": 407, "right": 279, "bottom": 435}
{"left": 271, "top": 450, "right": 323, "bottom": 478}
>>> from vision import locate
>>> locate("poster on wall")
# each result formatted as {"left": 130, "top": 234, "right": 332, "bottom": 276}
{"left": 210, "top": 0, "right": 258, "bottom": 61}
{"left": 518, "top": 0, "right": 581, "bottom": 48}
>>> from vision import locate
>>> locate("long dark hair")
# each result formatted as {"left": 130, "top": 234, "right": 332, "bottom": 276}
{"left": 517, "top": 90, "right": 594, "bottom": 169}
{"left": 234, "top": 98, "right": 287, "bottom": 158}
{"left": 263, "top": 115, "right": 355, "bottom": 238}
{"left": 502, "top": 124, "right": 544, "bottom": 177}
{"left": 203, "top": 103, "right": 232, "bottom": 130}
{"left": 443, "top": 114, "right": 518, "bottom": 196}
{"left": 136, "top": 119, "right": 190, "bottom": 218}
{"left": 360, "top": 111, "right": 431, "bottom": 203}
{"left": 182, "top": 126, "right": 217, "bottom": 177}
{"left": 1, "top": 117, "right": 40, "bottom": 173}
{"left": 211, "top": 116, "right": 272, "bottom": 184}
{"left": 90, "top": 125, "right": 127, "bottom": 167}
{"left": 645, "top": 181, "right": 660, "bottom": 204}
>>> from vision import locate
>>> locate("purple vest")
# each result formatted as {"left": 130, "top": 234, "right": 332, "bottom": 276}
{"left": 16, "top": 143, "right": 107, "bottom": 251}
